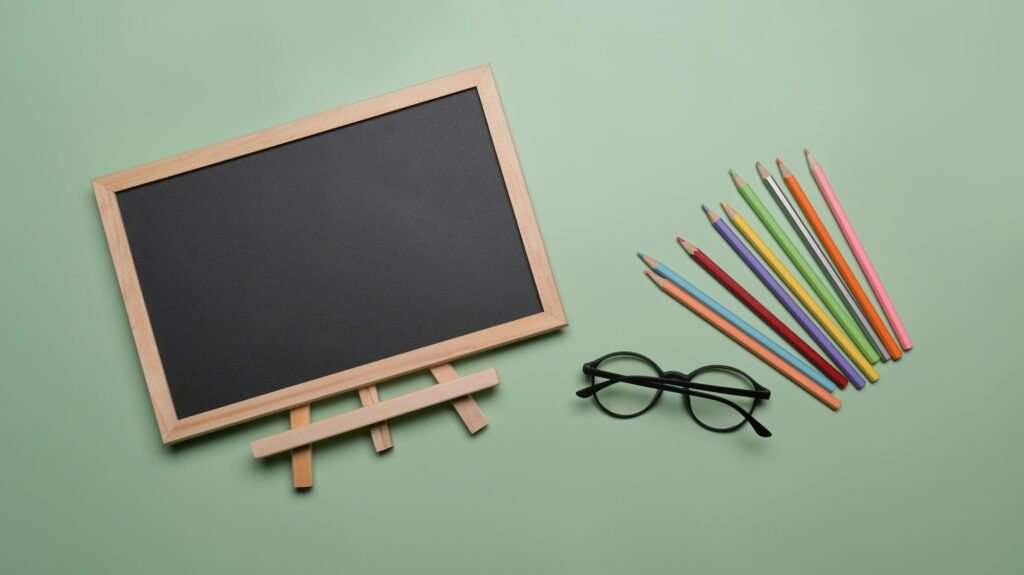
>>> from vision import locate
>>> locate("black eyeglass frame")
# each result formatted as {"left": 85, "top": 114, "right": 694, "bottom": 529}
{"left": 577, "top": 351, "right": 773, "bottom": 437}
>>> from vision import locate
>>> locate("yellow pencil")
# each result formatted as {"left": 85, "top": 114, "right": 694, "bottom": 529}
{"left": 720, "top": 202, "right": 879, "bottom": 382}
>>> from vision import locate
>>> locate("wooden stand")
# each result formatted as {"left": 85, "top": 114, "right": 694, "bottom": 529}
{"left": 281, "top": 365, "right": 494, "bottom": 487}
{"left": 289, "top": 405, "right": 313, "bottom": 489}
{"left": 358, "top": 385, "right": 393, "bottom": 452}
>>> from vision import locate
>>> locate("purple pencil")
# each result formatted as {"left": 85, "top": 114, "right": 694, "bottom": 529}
{"left": 703, "top": 204, "right": 867, "bottom": 389}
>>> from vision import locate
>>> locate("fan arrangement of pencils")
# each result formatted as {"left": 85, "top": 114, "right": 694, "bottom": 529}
{"left": 640, "top": 149, "right": 911, "bottom": 410}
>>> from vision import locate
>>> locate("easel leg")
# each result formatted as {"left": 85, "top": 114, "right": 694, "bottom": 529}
{"left": 290, "top": 405, "right": 313, "bottom": 489}
{"left": 430, "top": 364, "right": 487, "bottom": 433}
{"left": 358, "top": 385, "right": 393, "bottom": 452}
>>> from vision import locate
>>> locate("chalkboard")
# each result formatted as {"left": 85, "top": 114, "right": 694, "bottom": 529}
{"left": 95, "top": 67, "right": 565, "bottom": 442}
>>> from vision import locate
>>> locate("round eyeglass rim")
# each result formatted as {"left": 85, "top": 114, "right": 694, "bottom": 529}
{"left": 587, "top": 351, "right": 664, "bottom": 419}
{"left": 679, "top": 365, "right": 761, "bottom": 433}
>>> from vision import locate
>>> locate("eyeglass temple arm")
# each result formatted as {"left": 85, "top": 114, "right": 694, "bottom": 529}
{"left": 581, "top": 369, "right": 769, "bottom": 400}
{"left": 683, "top": 388, "right": 773, "bottom": 438}
{"left": 575, "top": 375, "right": 661, "bottom": 398}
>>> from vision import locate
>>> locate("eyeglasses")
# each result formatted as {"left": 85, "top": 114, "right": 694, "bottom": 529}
{"left": 576, "top": 351, "right": 772, "bottom": 437}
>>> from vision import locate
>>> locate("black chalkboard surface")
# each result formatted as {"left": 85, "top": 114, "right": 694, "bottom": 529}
{"left": 95, "top": 67, "right": 565, "bottom": 442}
{"left": 117, "top": 89, "right": 542, "bottom": 418}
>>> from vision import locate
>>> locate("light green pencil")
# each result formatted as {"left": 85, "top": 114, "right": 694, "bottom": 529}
{"left": 729, "top": 169, "right": 880, "bottom": 363}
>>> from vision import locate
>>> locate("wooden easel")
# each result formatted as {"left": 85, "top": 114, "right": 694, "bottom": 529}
{"left": 286, "top": 364, "right": 488, "bottom": 489}
{"left": 94, "top": 66, "right": 566, "bottom": 462}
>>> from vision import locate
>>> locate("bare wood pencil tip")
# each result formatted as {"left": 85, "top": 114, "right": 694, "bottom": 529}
{"left": 643, "top": 269, "right": 663, "bottom": 286}
{"left": 755, "top": 162, "right": 772, "bottom": 180}
{"left": 720, "top": 201, "right": 739, "bottom": 219}
{"left": 804, "top": 148, "right": 819, "bottom": 168}
{"left": 702, "top": 204, "right": 721, "bottom": 223}
{"left": 776, "top": 157, "right": 794, "bottom": 178}
{"left": 728, "top": 169, "right": 747, "bottom": 188}
{"left": 677, "top": 237, "right": 697, "bottom": 255}
{"left": 637, "top": 251, "right": 660, "bottom": 269}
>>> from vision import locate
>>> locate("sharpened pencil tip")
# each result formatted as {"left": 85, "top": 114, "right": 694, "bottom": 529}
{"left": 701, "top": 204, "right": 710, "bottom": 214}
{"left": 776, "top": 157, "right": 793, "bottom": 178}
{"left": 804, "top": 148, "right": 819, "bottom": 169}
{"left": 638, "top": 252, "right": 660, "bottom": 268}
{"left": 643, "top": 269, "right": 661, "bottom": 285}
{"left": 703, "top": 205, "right": 721, "bottom": 223}
{"left": 729, "top": 170, "right": 747, "bottom": 188}
{"left": 755, "top": 162, "right": 771, "bottom": 179}
{"left": 720, "top": 201, "right": 738, "bottom": 219}
{"left": 677, "top": 237, "right": 697, "bottom": 255}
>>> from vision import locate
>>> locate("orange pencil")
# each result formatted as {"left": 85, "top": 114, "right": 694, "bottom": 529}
{"left": 643, "top": 270, "right": 841, "bottom": 410}
{"left": 777, "top": 158, "right": 902, "bottom": 360}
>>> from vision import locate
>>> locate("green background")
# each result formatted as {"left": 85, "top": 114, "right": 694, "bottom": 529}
{"left": 2, "top": 1, "right": 1022, "bottom": 573}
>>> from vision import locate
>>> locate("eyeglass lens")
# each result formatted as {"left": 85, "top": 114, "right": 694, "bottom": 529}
{"left": 685, "top": 367, "right": 759, "bottom": 432}
{"left": 590, "top": 353, "right": 662, "bottom": 418}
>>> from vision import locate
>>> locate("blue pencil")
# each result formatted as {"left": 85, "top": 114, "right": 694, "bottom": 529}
{"left": 702, "top": 206, "right": 867, "bottom": 389}
{"left": 638, "top": 252, "right": 835, "bottom": 392}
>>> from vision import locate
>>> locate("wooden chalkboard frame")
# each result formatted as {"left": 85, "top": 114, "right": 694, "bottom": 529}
{"left": 94, "top": 65, "right": 566, "bottom": 444}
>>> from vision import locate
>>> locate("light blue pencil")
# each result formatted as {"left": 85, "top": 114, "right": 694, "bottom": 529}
{"left": 639, "top": 252, "right": 836, "bottom": 392}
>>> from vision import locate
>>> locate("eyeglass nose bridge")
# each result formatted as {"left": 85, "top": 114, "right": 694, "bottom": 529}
{"left": 661, "top": 370, "right": 690, "bottom": 381}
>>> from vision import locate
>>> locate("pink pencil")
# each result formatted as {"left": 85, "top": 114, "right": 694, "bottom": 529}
{"left": 805, "top": 149, "right": 912, "bottom": 350}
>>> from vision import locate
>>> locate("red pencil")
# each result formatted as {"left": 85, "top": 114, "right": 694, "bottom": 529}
{"left": 678, "top": 237, "right": 848, "bottom": 388}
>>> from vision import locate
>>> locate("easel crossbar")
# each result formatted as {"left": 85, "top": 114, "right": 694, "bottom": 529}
{"left": 252, "top": 368, "right": 499, "bottom": 458}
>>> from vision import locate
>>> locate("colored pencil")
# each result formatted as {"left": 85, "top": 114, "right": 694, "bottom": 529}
{"left": 732, "top": 168, "right": 879, "bottom": 363}
{"left": 777, "top": 158, "right": 903, "bottom": 361}
{"left": 772, "top": 159, "right": 890, "bottom": 362}
{"left": 678, "top": 236, "right": 849, "bottom": 388}
{"left": 719, "top": 202, "right": 880, "bottom": 383}
{"left": 639, "top": 253, "right": 834, "bottom": 393}
{"left": 693, "top": 214, "right": 864, "bottom": 389}
{"left": 805, "top": 149, "right": 912, "bottom": 351}
{"left": 641, "top": 269, "right": 841, "bottom": 410}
